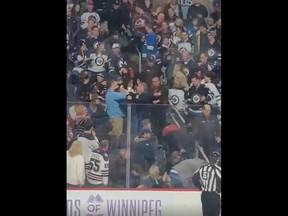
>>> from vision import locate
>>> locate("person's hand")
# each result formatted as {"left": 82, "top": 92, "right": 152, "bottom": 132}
{"left": 119, "top": 68, "right": 128, "bottom": 74}
{"left": 152, "top": 100, "right": 160, "bottom": 104}
{"left": 180, "top": 148, "right": 186, "bottom": 154}
{"left": 197, "top": 14, "right": 203, "bottom": 19}
{"left": 215, "top": 136, "right": 221, "bottom": 143}
{"left": 119, "top": 86, "right": 128, "bottom": 94}
{"left": 98, "top": 96, "right": 105, "bottom": 101}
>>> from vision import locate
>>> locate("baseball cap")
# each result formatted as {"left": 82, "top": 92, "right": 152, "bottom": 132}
{"left": 112, "top": 43, "right": 120, "bottom": 49}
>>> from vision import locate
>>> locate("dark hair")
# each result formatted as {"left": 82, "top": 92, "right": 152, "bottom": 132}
{"left": 122, "top": 77, "right": 134, "bottom": 89}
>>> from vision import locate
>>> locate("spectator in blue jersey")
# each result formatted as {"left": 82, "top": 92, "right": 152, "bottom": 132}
{"left": 185, "top": 17, "right": 199, "bottom": 38}
{"left": 187, "top": 0, "right": 208, "bottom": 21}
{"left": 141, "top": 23, "right": 157, "bottom": 59}
{"left": 105, "top": 77, "right": 128, "bottom": 137}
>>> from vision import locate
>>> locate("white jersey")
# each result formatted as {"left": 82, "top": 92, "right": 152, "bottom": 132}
{"left": 88, "top": 53, "right": 108, "bottom": 73}
{"left": 86, "top": 150, "right": 109, "bottom": 185}
{"left": 168, "top": 88, "right": 186, "bottom": 111}
{"left": 80, "top": 12, "right": 101, "bottom": 29}
{"left": 205, "top": 82, "right": 221, "bottom": 108}
{"left": 177, "top": 41, "right": 193, "bottom": 54}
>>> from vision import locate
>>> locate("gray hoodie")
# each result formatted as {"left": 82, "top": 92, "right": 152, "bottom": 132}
{"left": 173, "top": 158, "right": 208, "bottom": 188}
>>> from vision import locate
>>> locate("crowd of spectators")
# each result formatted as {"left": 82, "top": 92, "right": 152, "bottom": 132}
{"left": 67, "top": 0, "right": 221, "bottom": 188}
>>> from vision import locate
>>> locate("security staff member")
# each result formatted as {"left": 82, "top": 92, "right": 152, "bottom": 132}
{"left": 192, "top": 151, "right": 221, "bottom": 216}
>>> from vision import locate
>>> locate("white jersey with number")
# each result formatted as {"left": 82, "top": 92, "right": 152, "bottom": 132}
{"left": 86, "top": 150, "right": 109, "bottom": 185}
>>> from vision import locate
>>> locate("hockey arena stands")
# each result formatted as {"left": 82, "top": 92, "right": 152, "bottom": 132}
{"left": 66, "top": 0, "right": 221, "bottom": 188}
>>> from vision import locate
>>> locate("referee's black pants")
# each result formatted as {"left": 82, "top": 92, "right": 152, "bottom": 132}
{"left": 201, "top": 191, "right": 220, "bottom": 216}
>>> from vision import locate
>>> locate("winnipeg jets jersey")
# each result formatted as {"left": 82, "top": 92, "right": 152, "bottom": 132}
{"left": 86, "top": 149, "right": 109, "bottom": 185}
{"left": 88, "top": 53, "right": 108, "bottom": 73}
{"left": 168, "top": 88, "right": 186, "bottom": 111}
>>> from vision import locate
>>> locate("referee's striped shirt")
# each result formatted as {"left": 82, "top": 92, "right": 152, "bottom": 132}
{"left": 192, "top": 164, "right": 221, "bottom": 193}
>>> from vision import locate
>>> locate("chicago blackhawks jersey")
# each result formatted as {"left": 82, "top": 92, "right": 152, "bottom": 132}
{"left": 86, "top": 149, "right": 109, "bottom": 186}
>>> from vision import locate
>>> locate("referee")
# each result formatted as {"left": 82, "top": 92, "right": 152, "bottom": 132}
{"left": 192, "top": 151, "right": 221, "bottom": 216}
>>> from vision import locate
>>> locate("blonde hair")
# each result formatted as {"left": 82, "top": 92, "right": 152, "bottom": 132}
{"left": 68, "top": 140, "right": 83, "bottom": 157}
{"left": 69, "top": 105, "right": 76, "bottom": 119}
{"left": 173, "top": 71, "right": 188, "bottom": 89}
{"left": 172, "top": 64, "right": 184, "bottom": 77}
{"left": 100, "top": 21, "right": 109, "bottom": 36}
{"left": 75, "top": 104, "right": 87, "bottom": 116}
{"left": 149, "top": 165, "right": 160, "bottom": 180}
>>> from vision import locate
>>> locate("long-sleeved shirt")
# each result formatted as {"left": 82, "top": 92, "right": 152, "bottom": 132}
{"left": 105, "top": 89, "right": 127, "bottom": 118}
{"left": 67, "top": 152, "right": 85, "bottom": 186}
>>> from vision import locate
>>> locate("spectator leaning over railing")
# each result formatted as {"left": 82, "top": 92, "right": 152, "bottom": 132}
{"left": 149, "top": 75, "right": 168, "bottom": 139}
{"left": 105, "top": 77, "right": 128, "bottom": 137}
